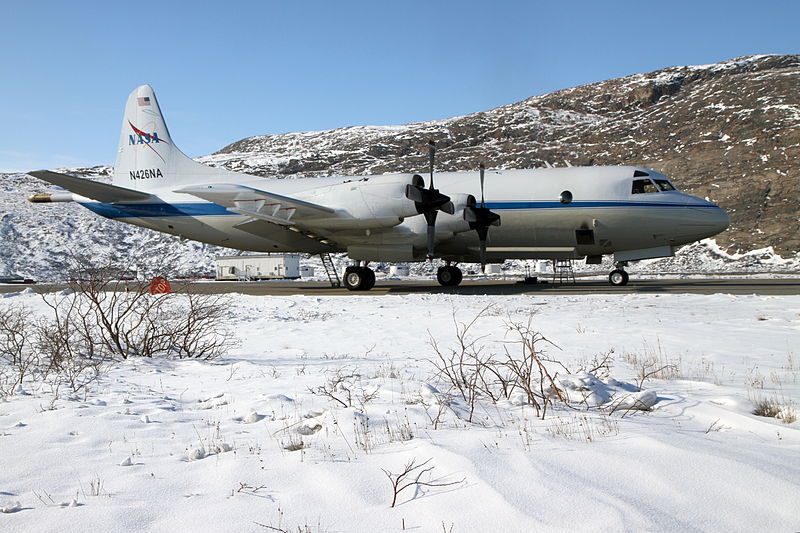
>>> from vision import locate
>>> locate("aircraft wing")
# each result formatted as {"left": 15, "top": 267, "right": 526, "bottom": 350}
{"left": 28, "top": 170, "right": 155, "bottom": 203}
{"left": 174, "top": 183, "right": 336, "bottom": 227}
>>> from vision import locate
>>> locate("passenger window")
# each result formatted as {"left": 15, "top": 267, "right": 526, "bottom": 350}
{"left": 654, "top": 179, "right": 676, "bottom": 191}
{"left": 632, "top": 179, "right": 658, "bottom": 194}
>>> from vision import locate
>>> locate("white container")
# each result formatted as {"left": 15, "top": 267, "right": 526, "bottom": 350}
{"left": 485, "top": 264, "right": 503, "bottom": 275}
{"left": 215, "top": 254, "right": 300, "bottom": 280}
{"left": 389, "top": 264, "right": 410, "bottom": 277}
{"left": 299, "top": 266, "right": 315, "bottom": 278}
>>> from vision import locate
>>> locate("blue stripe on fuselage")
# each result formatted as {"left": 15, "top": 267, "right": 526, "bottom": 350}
{"left": 82, "top": 202, "right": 234, "bottom": 219}
{"left": 80, "top": 199, "right": 718, "bottom": 220}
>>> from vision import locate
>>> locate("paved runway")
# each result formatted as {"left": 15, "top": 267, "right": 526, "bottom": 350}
{"left": 4, "top": 277, "right": 799, "bottom": 296}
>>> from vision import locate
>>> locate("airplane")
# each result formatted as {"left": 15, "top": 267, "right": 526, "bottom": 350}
{"left": 27, "top": 85, "right": 730, "bottom": 290}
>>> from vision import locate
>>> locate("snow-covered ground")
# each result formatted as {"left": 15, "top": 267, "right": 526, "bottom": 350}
{"left": 1, "top": 290, "right": 798, "bottom": 532}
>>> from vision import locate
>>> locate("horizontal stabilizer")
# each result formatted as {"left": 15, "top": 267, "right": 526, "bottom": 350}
{"left": 174, "top": 183, "right": 335, "bottom": 225}
{"left": 28, "top": 170, "right": 154, "bottom": 203}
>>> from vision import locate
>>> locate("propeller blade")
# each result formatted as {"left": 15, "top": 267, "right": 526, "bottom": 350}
{"left": 476, "top": 225, "right": 489, "bottom": 272}
{"left": 425, "top": 211, "right": 438, "bottom": 259}
{"left": 428, "top": 140, "right": 436, "bottom": 189}
{"left": 441, "top": 201, "right": 455, "bottom": 215}
{"left": 405, "top": 183, "right": 424, "bottom": 203}
{"left": 479, "top": 163, "right": 486, "bottom": 208}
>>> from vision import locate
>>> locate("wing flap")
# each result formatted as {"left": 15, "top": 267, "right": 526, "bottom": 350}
{"left": 28, "top": 170, "right": 154, "bottom": 203}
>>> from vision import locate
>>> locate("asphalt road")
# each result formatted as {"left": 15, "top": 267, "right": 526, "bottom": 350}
{"left": 3, "top": 277, "right": 799, "bottom": 296}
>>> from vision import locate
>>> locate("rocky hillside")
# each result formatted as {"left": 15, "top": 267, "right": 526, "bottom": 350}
{"left": 2, "top": 55, "right": 798, "bottom": 279}
{"left": 204, "top": 54, "right": 799, "bottom": 257}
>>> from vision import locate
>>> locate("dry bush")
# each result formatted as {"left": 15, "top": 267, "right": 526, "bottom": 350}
{"left": 621, "top": 340, "right": 679, "bottom": 390}
{"left": 382, "top": 457, "right": 464, "bottom": 508}
{"left": 0, "top": 254, "right": 237, "bottom": 397}
{"left": 47, "top": 254, "right": 237, "bottom": 360}
{"left": 308, "top": 367, "right": 378, "bottom": 411}
{"left": 752, "top": 395, "right": 797, "bottom": 424}
{"left": 500, "top": 317, "right": 568, "bottom": 419}
{"left": 429, "top": 308, "right": 498, "bottom": 422}
{"left": 430, "top": 308, "right": 569, "bottom": 421}
{"left": 0, "top": 304, "right": 39, "bottom": 396}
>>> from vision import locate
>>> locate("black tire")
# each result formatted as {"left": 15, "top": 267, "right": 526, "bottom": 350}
{"left": 437, "top": 266, "right": 463, "bottom": 287}
{"left": 361, "top": 267, "right": 376, "bottom": 290}
{"left": 343, "top": 267, "right": 375, "bottom": 291}
{"left": 608, "top": 269, "right": 629, "bottom": 286}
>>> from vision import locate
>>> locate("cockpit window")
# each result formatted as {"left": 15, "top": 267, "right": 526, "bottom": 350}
{"left": 654, "top": 179, "right": 676, "bottom": 192}
{"left": 632, "top": 178, "right": 659, "bottom": 194}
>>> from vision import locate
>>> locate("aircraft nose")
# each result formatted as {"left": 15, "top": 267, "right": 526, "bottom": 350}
{"left": 709, "top": 205, "right": 730, "bottom": 234}
{"left": 688, "top": 202, "right": 729, "bottom": 239}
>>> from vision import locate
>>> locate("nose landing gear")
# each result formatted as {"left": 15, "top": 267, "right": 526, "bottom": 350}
{"left": 437, "top": 264, "right": 463, "bottom": 287}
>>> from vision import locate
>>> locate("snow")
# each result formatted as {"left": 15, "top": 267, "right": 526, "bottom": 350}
{"left": 1, "top": 290, "right": 798, "bottom": 531}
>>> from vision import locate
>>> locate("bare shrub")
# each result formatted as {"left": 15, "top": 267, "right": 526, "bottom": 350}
{"left": 429, "top": 307, "right": 502, "bottom": 422}
{"left": 577, "top": 349, "right": 615, "bottom": 380}
{"left": 0, "top": 304, "right": 39, "bottom": 396}
{"left": 44, "top": 255, "right": 236, "bottom": 361}
{"left": 430, "top": 308, "right": 571, "bottom": 421}
{"left": 308, "top": 368, "right": 378, "bottom": 410}
{"left": 545, "top": 413, "right": 619, "bottom": 442}
{"left": 500, "top": 317, "right": 567, "bottom": 419}
{"left": 160, "top": 292, "right": 238, "bottom": 360}
{"left": 621, "top": 340, "right": 679, "bottom": 390}
{"left": 752, "top": 395, "right": 797, "bottom": 424}
{"left": 382, "top": 457, "right": 464, "bottom": 508}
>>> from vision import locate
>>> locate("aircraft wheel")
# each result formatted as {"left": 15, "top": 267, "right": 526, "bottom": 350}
{"left": 344, "top": 266, "right": 375, "bottom": 291}
{"left": 361, "top": 267, "right": 376, "bottom": 290}
{"left": 437, "top": 266, "right": 463, "bottom": 287}
{"left": 608, "top": 269, "right": 629, "bottom": 286}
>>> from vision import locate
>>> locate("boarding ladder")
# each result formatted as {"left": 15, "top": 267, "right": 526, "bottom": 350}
{"left": 320, "top": 253, "right": 341, "bottom": 287}
{"left": 552, "top": 259, "right": 576, "bottom": 284}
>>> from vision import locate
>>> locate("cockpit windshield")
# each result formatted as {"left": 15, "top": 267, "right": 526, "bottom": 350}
{"left": 632, "top": 178, "right": 658, "bottom": 194}
{"left": 654, "top": 179, "right": 676, "bottom": 191}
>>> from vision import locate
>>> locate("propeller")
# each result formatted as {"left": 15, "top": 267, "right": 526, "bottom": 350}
{"left": 464, "top": 163, "right": 501, "bottom": 271}
{"left": 405, "top": 140, "right": 454, "bottom": 259}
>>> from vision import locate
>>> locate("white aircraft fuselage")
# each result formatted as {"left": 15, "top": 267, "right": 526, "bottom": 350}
{"left": 28, "top": 85, "right": 729, "bottom": 289}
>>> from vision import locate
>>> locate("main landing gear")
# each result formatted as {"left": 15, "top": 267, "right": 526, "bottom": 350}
{"left": 343, "top": 265, "right": 375, "bottom": 291}
{"left": 437, "top": 264, "right": 463, "bottom": 287}
{"left": 608, "top": 262, "right": 629, "bottom": 286}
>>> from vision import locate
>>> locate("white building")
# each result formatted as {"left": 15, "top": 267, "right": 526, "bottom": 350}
{"left": 215, "top": 254, "right": 300, "bottom": 280}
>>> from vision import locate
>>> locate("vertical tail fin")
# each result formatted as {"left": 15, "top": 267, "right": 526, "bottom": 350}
{"left": 113, "top": 85, "right": 218, "bottom": 191}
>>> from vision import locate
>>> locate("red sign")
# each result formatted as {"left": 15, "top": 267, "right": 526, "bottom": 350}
{"left": 149, "top": 277, "right": 171, "bottom": 294}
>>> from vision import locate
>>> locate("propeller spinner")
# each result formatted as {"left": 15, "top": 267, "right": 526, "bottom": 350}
{"left": 463, "top": 163, "right": 501, "bottom": 271}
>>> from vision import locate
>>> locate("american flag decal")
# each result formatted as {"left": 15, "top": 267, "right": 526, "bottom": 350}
{"left": 137, "top": 96, "right": 151, "bottom": 106}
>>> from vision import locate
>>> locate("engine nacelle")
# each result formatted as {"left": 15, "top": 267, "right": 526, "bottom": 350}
{"left": 299, "top": 174, "right": 422, "bottom": 229}
{"left": 430, "top": 193, "right": 475, "bottom": 234}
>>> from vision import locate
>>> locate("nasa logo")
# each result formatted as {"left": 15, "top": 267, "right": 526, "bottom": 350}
{"left": 130, "top": 168, "right": 164, "bottom": 180}
{"left": 128, "top": 131, "right": 162, "bottom": 145}
{"left": 128, "top": 121, "right": 168, "bottom": 146}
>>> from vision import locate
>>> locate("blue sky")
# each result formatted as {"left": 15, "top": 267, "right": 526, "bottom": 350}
{"left": 1, "top": 0, "right": 797, "bottom": 172}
